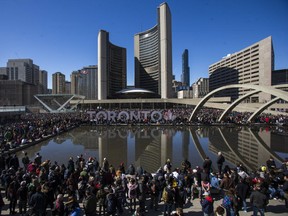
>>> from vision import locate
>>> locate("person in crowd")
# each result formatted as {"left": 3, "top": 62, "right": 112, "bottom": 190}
{"left": 219, "top": 173, "right": 232, "bottom": 195}
{"left": 279, "top": 174, "right": 288, "bottom": 208}
{"left": 102, "top": 157, "right": 109, "bottom": 173}
{"left": 203, "top": 157, "right": 212, "bottom": 178}
{"left": 96, "top": 184, "right": 107, "bottom": 215}
{"left": 65, "top": 196, "right": 82, "bottom": 216}
{"left": 17, "top": 180, "right": 28, "bottom": 216}
{"left": 210, "top": 172, "right": 220, "bottom": 190}
{"left": 164, "top": 159, "right": 172, "bottom": 174}
{"left": 138, "top": 175, "right": 148, "bottom": 214}
{"left": 181, "top": 159, "right": 191, "bottom": 174}
{"left": 162, "top": 182, "right": 176, "bottom": 216}
{"left": 235, "top": 178, "right": 250, "bottom": 212}
{"left": 114, "top": 178, "right": 125, "bottom": 215}
{"left": 266, "top": 156, "right": 277, "bottom": 171}
{"left": 191, "top": 168, "right": 202, "bottom": 200}
{"left": 83, "top": 188, "right": 97, "bottom": 216}
{"left": 8, "top": 175, "right": 19, "bottom": 215}
{"left": 106, "top": 188, "right": 117, "bottom": 216}
{"left": 127, "top": 177, "right": 138, "bottom": 212}
{"left": 29, "top": 185, "right": 46, "bottom": 216}
{"left": 222, "top": 188, "right": 238, "bottom": 216}
{"left": 214, "top": 205, "right": 225, "bottom": 216}
{"left": 52, "top": 194, "right": 65, "bottom": 216}
{"left": 250, "top": 183, "right": 269, "bottom": 216}
{"left": 34, "top": 152, "right": 42, "bottom": 167}
{"left": 21, "top": 152, "right": 30, "bottom": 171}
{"left": 127, "top": 163, "right": 136, "bottom": 176}
{"left": 200, "top": 191, "right": 214, "bottom": 216}
{"left": 217, "top": 152, "right": 225, "bottom": 175}
{"left": 201, "top": 176, "right": 211, "bottom": 195}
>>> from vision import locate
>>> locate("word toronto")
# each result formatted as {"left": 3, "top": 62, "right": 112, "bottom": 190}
{"left": 86, "top": 110, "right": 175, "bottom": 122}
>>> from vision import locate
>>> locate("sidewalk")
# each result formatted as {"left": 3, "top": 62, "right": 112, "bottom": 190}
{"left": 1, "top": 190, "right": 287, "bottom": 216}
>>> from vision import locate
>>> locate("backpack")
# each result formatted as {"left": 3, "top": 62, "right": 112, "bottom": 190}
{"left": 106, "top": 194, "right": 116, "bottom": 214}
{"left": 162, "top": 188, "right": 169, "bottom": 202}
{"left": 222, "top": 195, "right": 232, "bottom": 209}
{"left": 162, "top": 187, "right": 174, "bottom": 203}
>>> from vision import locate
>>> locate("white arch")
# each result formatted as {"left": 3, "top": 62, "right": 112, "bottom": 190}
{"left": 218, "top": 84, "right": 288, "bottom": 122}
{"left": 189, "top": 84, "right": 288, "bottom": 122}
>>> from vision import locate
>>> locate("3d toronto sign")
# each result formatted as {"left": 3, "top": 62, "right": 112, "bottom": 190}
{"left": 86, "top": 110, "right": 176, "bottom": 122}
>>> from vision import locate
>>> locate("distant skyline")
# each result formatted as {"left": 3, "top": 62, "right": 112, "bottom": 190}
{"left": 1, "top": 0, "right": 287, "bottom": 89}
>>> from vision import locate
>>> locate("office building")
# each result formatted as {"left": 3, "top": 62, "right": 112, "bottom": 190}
{"left": 134, "top": 2, "right": 173, "bottom": 99}
{"left": 192, "top": 78, "right": 209, "bottom": 98}
{"left": 71, "top": 71, "right": 80, "bottom": 95}
{"left": 272, "top": 69, "right": 288, "bottom": 85}
{"left": 181, "top": 49, "right": 190, "bottom": 88}
{"left": 209, "top": 36, "right": 274, "bottom": 102}
{"left": 65, "top": 81, "right": 71, "bottom": 94}
{"left": 39, "top": 70, "right": 48, "bottom": 93}
{"left": 98, "top": 30, "right": 127, "bottom": 99}
{"left": 77, "top": 65, "right": 98, "bottom": 99}
{"left": 52, "top": 72, "right": 66, "bottom": 94}
{"left": 6, "top": 59, "right": 41, "bottom": 85}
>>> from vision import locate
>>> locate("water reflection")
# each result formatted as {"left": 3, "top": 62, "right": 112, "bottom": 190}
{"left": 19, "top": 126, "right": 288, "bottom": 173}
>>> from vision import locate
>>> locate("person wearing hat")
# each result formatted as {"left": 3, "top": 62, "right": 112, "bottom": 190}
{"left": 200, "top": 191, "right": 214, "bottom": 216}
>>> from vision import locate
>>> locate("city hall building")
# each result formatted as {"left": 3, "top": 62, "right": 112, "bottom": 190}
{"left": 134, "top": 2, "right": 173, "bottom": 99}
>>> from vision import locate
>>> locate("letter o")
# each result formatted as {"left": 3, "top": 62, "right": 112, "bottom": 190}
{"left": 151, "top": 111, "right": 162, "bottom": 122}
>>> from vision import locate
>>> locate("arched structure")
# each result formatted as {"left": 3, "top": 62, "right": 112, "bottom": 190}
{"left": 218, "top": 84, "right": 288, "bottom": 122}
{"left": 189, "top": 84, "right": 288, "bottom": 122}
{"left": 248, "top": 97, "right": 281, "bottom": 122}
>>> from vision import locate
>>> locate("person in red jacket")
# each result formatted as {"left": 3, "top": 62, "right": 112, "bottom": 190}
{"left": 200, "top": 191, "right": 214, "bottom": 216}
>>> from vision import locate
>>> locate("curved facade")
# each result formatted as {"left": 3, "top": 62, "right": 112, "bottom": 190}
{"left": 98, "top": 30, "right": 127, "bottom": 99}
{"left": 134, "top": 2, "right": 173, "bottom": 99}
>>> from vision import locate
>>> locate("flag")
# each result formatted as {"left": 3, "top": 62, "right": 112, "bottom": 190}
{"left": 80, "top": 70, "right": 88, "bottom": 75}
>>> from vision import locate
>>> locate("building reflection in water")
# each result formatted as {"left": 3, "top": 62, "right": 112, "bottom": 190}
{"left": 19, "top": 126, "right": 287, "bottom": 173}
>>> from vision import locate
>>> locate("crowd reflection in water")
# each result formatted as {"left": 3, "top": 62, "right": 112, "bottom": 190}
{"left": 0, "top": 111, "right": 287, "bottom": 215}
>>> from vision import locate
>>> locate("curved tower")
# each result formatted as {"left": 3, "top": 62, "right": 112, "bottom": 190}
{"left": 98, "top": 30, "right": 127, "bottom": 99}
{"left": 134, "top": 2, "right": 173, "bottom": 98}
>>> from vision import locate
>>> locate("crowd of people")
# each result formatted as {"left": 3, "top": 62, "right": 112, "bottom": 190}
{"left": 0, "top": 111, "right": 287, "bottom": 216}
{"left": 0, "top": 149, "right": 287, "bottom": 216}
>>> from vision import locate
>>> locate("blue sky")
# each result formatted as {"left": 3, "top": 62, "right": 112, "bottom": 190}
{"left": 0, "top": 0, "right": 287, "bottom": 89}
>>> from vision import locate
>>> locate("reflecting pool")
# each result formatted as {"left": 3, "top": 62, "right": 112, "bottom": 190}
{"left": 18, "top": 125, "right": 288, "bottom": 173}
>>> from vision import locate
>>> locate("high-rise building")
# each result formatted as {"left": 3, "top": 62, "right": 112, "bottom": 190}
{"left": 181, "top": 49, "right": 190, "bottom": 88}
{"left": 98, "top": 30, "right": 127, "bottom": 99}
{"left": 77, "top": 65, "right": 98, "bottom": 99}
{"left": 134, "top": 2, "right": 173, "bottom": 99}
{"left": 6, "top": 59, "right": 39, "bottom": 85}
{"left": 71, "top": 66, "right": 98, "bottom": 99}
{"left": 192, "top": 78, "right": 209, "bottom": 98}
{"left": 209, "top": 36, "right": 274, "bottom": 102}
{"left": 71, "top": 71, "right": 80, "bottom": 95}
{"left": 39, "top": 70, "right": 48, "bottom": 94}
{"left": 52, "top": 72, "right": 65, "bottom": 94}
{"left": 65, "top": 81, "right": 71, "bottom": 94}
